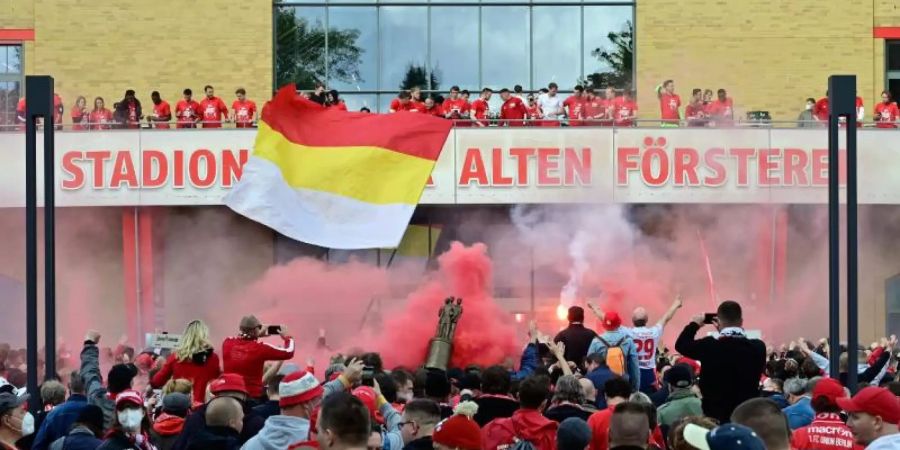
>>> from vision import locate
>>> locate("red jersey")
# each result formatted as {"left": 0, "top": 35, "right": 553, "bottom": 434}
{"left": 175, "top": 100, "right": 202, "bottom": 128}
{"left": 442, "top": 98, "right": 470, "bottom": 119}
{"left": 89, "top": 109, "right": 113, "bottom": 130}
{"left": 482, "top": 410, "right": 557, "bottom": 450}
{"left": 587, "top": 408, "right": 613, "bottom": 450}
{"left": 328, "top": 101, "right": 347, "bottom": 112}
{"left": 200, "top": 97, "right": 228, "bottom": 128}
{"left": 500, "top": 96, "right": 527, "bottom": 127}
{"left": 153, "top": 101, "right": 172, "bottom": 129}
{"left": 420, "top": 106, "right": 444, "bottom": 117}
{"left": 471, "top": 98, "right": 490, "bottom": 126}
{"left": 563, "top": 95, "right": 586, "bottom": 126}
{"left": 525, "top": 103, "right": 541, "bottom": 125}
{"left": 815, "top": 98, "right": 830, "bottom": 121}
{"left": 791, "top": 413, "right": 863, "bottom": 450}
{"left": 150, "top": 350, "right": 222, "bottom": 403}
{"left": 71, "top": 107, "right": 89, "bottom": 131}
{"left": 614, "top": 97, "right": 637, "bottom": 127}
{"left": 708, "top": 98, "right": 734, "bottom": 126}
{"left": 53, "top": 94, "right": 63, "bottom": 125}
{"left": 232, "top": 99, "right": 257, "bottom": 127}
{"left": 685, "top": 101, "right": 708, "bottom": 127}
{"left": 16, "top": 98, "right": 25, "bottom": 126}
{"left": 390, "top": 98, "right": 414, "bottom": 112}
{"left": 125, "top": 100, "right": 140, "bottom": 129}
{"left": 222, "top": 336, "right": 295, "bottom": 398}
{"left": 874, "top": 101, "right": 900, "bottom": 128}
{"left": 409, "top": 100, "right": 425, "bottom": 113}
{"left": 582, "top": 97, "right": 603, "bottom": 124}
{"left": 659, "top": 93, "right": 681, "bottom": 121}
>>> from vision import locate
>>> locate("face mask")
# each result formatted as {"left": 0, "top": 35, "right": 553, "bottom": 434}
{"left": 398, "top": 391, "right": 413, "bottom": 403}
{"left": 118, "top": 409, "right": 144, "bottom": 431}
{"left": 805, "top": 104, "right": 813, "bottom": 110}
{"left": 20, "top": 412, "right": 34, "bottom": 437}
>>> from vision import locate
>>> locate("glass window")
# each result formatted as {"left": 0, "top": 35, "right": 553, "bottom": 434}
{"left": 481, "top": 6, "right": 530, "bottom": 90}
{"left": 430, "top": 6, "right": 479, "bottom": 91}
{"left": 328, "top": 7, "right": 378, "bottom": 91}
{"left": 380, "top": 7, "right": 428, "bottom": 91}
{"left": 888, "top": 42, "right": 900, "bottom": 72}
{"left": 583, "top": 6, "right": 633, "bottom": 89}
{"left": 0, "top": 46, "right": 21, "bottom": 74}
{"left": 532, "top": 6, "right": 581, "bottom": 90}
{"left": 338, "top": 93, "right": 377, "bottom": 112}
{"left": 275, "top": 6, "right": 327, "bottom": 90}
{"left": 0, "top": 81, "right": 21, "bottom": 129}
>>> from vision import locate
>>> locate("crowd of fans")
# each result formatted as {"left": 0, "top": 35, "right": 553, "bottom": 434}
{"left": 0, "top": 298, "right": 899, "bottom": 450}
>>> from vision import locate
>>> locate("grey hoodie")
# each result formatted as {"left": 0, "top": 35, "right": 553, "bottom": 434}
{"left": 240, "top": 415, "right": 311, "bottom": 450}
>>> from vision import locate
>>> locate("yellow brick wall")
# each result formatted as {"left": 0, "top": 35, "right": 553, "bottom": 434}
{"left": 0, "top": 0, "right": 34, "bottom": 28}
{"left": 875, "top": 0, "right": 900, "bottom": 27}
{"left": 636, "top": 0, "right": 878, "bottom": 122}
{"left": 14, "top": 0, "right": 272, "bottom": 124}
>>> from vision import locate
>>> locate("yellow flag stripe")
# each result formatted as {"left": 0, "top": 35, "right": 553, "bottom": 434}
{"left": 254, "top": 121, "right": 436, "bottom": 205}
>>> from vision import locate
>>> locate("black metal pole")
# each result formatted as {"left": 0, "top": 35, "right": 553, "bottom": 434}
{"left": 827, "top": 88, "right": 841, "bottom": 379}
{"left": 846, "top": 105, "right": 859, "bottom": 393}
{"left": 43, "top": 80, "right": 57, "bottom": 381}
{"left": 24, "top": 81, "right": 40, "bottom": 410}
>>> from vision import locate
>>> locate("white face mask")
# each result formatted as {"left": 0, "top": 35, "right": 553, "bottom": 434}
{"left": 805, "top": 104, "right": 813, "bottom": 110}
{"left": 21, "top": 412, "right": 34, "bottom": 437}
{"left": 118, "top": 409, "right": 144, "bottom": 432}
{"left": 398, "top": 391, "right": 413, "bottom": 403}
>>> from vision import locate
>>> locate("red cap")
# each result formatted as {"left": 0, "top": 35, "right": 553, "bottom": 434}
{"left": 602, "top": 311, "right": 622, "bottom": 331}
{"left": 115, "top": 389, "right": 144, "bottom": 408}
{"left": 677, "top": 357, "right": 701, "bottom": 376}
{"left": 836, "top": 387, "right": 900, "bottom": 424}
{"left": 352, "top": 386, "right": 385, "bottom": 425}
{"left": 210, "top": 373, "right": 249, "bottom": 396}
{"left": 433, "top": 414, "right": 482, "bottom": 450}
{"left": 280, "top": 371, "right": 324, "bottom": 408}
{"left": 812, "top": 378, "right": 846, "bottom": 405}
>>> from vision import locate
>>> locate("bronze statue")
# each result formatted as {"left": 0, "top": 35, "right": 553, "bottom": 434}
{"left": 426, "top": 297, "right": 463, "bottom": 370}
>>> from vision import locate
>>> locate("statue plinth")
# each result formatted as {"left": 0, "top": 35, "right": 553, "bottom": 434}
{"left": 425, "top": 338, "right": 453, "bottom": 370}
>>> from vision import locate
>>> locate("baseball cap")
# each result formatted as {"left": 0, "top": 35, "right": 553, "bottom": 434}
{"left": 602, "top": 311, "right": 622, "bottom": 331}
{"left": 557, "top": 417, "right": 592, "bottom": 450}
{"left": 352, "top": 386, "right": 385, "bottom": 424}
{"left": 664, "top": 364, "right": 693, "bottom": 389}
{"left": 683, "top": 423, "right": 765, "bottom": 450}
{"left": 0, "top": 392, "right": 28, "bottom": 415}
{"left": 115, "top": 389, "right": 144, "bottom": 408}
{"left": 239, "top": 315, "right": 262, "bottom": 332}
{"left": 279, "top": 371, "right": 324, "bottom": 408}
{"left": 811, "top": 378, "right": 846, "bottom": 405}
{"left": 433, "top": 413, "right": 482, "bottom": 450}
{"left": 836, "top": 386, "right": 900, "bottom": 424}
{"left": 162, "top": 392, "right": 191, "bottom": 414}
{"left": 210, "top": 373, "right": 249, "bottom": 396}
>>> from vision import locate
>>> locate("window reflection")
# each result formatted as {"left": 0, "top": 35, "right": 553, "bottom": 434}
{"left": 276, "top": 6, "right": 326, "bottom": 90}
{"left": 338, "top": 93, "right": 377, "bottom": 113}
{"left": 532, "top": 6, "right": 581, "bottom": 90}
{"left": 583, "top": 6, "right": 633, "bottom": 89}
{"left": 328, "top": 7, "right": 377, "bottom": 91}
{"left": 380, "top": 7, "right": 428, "bottom": 91}
{"left": 430, "top": 7, "right": 479, "bottom": 91}
{"left": 481, "top": 6, "right": 530, "bottom": 90}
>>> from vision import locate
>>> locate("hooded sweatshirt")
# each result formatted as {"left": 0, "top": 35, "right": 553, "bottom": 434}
{"left": 150, "top": 413, "right": 186, "bottom": 450}
{"left": 150, "top": 349, "right": 222, "bottom": 404}
{"left": 482, "top": 409, "right": 558, "bottom": 450}
{"left": 241, "top": 415, "right": 310, "bottom": 450}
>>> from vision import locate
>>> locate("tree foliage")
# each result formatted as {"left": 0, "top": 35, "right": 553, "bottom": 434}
{"left": 400, "top": 64, "right": 440, "bottom": 91}
{"left": 582, "top": 20, "right": 633, "bottom": 90}
{"left": 275, "top": 6, "right": 363, "bottom": 90}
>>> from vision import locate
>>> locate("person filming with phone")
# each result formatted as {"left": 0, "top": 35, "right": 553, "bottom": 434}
{"left": 674, "top": 300, "right": 766, "bottom": 424}
{"left": 223, "top": 315, "right": 295, "bottom": 404}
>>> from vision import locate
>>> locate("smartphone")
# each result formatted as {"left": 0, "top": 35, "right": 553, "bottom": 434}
{"left": 267, "top": 325, "right": 282, "bottom": 335}
{"left": 361, "top": 366, "right": 375, "bottom": 387}
{"left": 703, "top": 313, "right": 718, "bottom": 324}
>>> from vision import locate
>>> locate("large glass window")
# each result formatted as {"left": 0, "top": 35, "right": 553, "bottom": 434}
{"left": 275, "top": 7, "right": 326, "bottom": 90}
{"left": 532, "top": 6, "right": 581, "bottom": 90}
{"left": 328, "top": 7, "right": 378, "bottom": 91}
{"left": 583, "top": 6, "right": 633, "bottom": 90}
{"left": 430, "top": 6, "right": 479, "bottom": 91}
{"left": 0, "top": 45, "right": 23, "bottom": 129}
{"left": 481, "top": 6, "right": 530, "bottom": 90}
{"left": 379, "top": 7, "right": 428, "bottom": 91}
{"left": 888, "top": 41, "right": 900, "bottom": 104}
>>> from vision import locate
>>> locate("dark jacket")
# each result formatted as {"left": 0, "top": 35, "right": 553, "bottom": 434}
{"left": 402, "top": 436, "right": 432, "bottom": 450}
{"left": 650, "top": 385, "right": 669, "bottom": 408}
{"left": 510, "top": 344, "right": 539, "bottom": 382}
{"left": 543, "top": 404, "right": 592, "bottom": 423}
{"left": 840, "top": 351, "right": 891, "bottom": 386}
{"left": 33, "top": 394, "right": 89, "bottom": 450}
{"left": 97, "top": 431, "right": 152, "bottom": 450}
{"left": 80, "top": 343, "right": 116, "bottom": 430}
{"left": 586, "top": 366, "right": 617, "bottom": 409}
{"left": 474, "top": 395, "right": 519, "bottom": 427}
{"left": 170, "top": 401, "right": 264, "bottom": 450}
{"left": 149, "top": 413, "right": 185, "bottom": 450}
{"left": 48, "top": 425, "right": 102, "bottom": 450}
{"left": 184, "top": 426, "right": 241, "bottom": 450}
{"left": 675, "top": 323, "right": 766, "bottom": 424}
{"left": 250, "top": 400, "right": 280, "bottom": 422}
{"left": 554, "top": 324, "right": 598, "bottom": 368}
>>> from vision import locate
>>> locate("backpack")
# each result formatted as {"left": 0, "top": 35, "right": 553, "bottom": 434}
{"left": 598, "top": 336, "right": 627, "bottom": 376}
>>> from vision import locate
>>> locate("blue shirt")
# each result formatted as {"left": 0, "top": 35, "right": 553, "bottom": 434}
{"left": 585, "top": 366, "right": 617, "bottom": 409}
{"left": 587, "top": 328, "right": 641, "bottom": 390}
{"left": 33, "top": 394, "right": 88, "bottom": 450}
{"left": 783, "top": 396, "right": 814, "bottom": 430}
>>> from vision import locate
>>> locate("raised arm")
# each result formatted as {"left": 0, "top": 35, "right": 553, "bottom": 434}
{"left": 586, "top": 301, "right": 605, "bottom": 323}
{"left": 547, "top": 340, "right": 573, "bottom": 377}
{"left": 674, "top": 317, "right": 711, "bottom": 360}
{"left": 656, "top": 295, "right": 684, "bottom": 329}
{"left": 80, "top": 330, "right": 104, "bottom": 398}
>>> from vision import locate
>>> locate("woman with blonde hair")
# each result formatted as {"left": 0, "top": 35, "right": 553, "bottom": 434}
{"left": 150, "top": 320, "right": 221, "bottom": 404}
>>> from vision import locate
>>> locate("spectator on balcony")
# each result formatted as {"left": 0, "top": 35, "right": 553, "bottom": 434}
{"left": 583, "top": 88, "right": 602, "bottom": 127}
{"left": 601, "top": 88, "right": 617, "bottom": 127}
{"left": 461, "top": 90, "right": 471, "bottom": 103}
{"left": 709, "top": 89, "right": 734, "bottom": 127}
{"left": 201, "top": 85, "right": 229, "bottom": 128}
{"left": 657, "top": 80, "right": 681, "bottom": 126}
{"left": 232, "top": 88, "right": 257, "bottom": 128}
{"left": 421, "top": 97, "right": 443, "bottom": 118}
{"left": 443, "top": 86, "right": 471, "bottom": 124}
{"left": 327, "top": 90, "right": 347, "bottom": 112}
{"left": 685, "top": 89, "right": 707, "bottom": 127}
{"left": 471, "top": 88, "right": 492, "bottom": 127}
{"left": 525, "top": 94, "right": 541, "bottom": 126}
{"left": 89, "top": 97, "right": 113, "bottom": 130}
{"left": 613, "top": 90, "right": 637, "bottom": 128}
{"left": 71, "top": 96, "right": 89, "bottom": 131}
{"left": 15, "top": 96, "right": 26, "bottom": 129}
{"left": 703, "top": 89, "right": 713, "bottom": 107}
{"left": 513, "top": 85, "right": 525, "bottom": 101}
{"left": 390, "top": 91, "right": 414, "bottom": 113}
{"left": 499, "top": 88, "right": 527, "bottom": 127}
{"left": 114, "top": 90, "right": 143, "bottom": 129}
{"left": 563, "top": 86, "right": 586, "bottom": 127}
{"left": 51, "top": 93, "right": 63, "bottom": 130}
{"left": 797, "top": 98, "right": 817, "bottom": 128}
{"left": 856, "top": 95, "right": 865, "bottom": 125}
{"left": 538, "top": 82, "right": 564, "bottom": 127}
{"left": 149, "top": 91, "right": 172, "bottom": 129}
{"left": 309, "top": 81, "right": 327, "bottom": 106}
{"left": 360, "top": 107, "right": 371, "bottom": 113}
{"left": 410, "top": 87, "right": 425, "bottom": 112}
{"left": 176, "top": 89, "right": 202, "bottom": 129}
{"left": 875, "top": 90, "right": 899, "bottom": 129}
{"left": 814, "top": 92, "right": 829, "bottom": 124}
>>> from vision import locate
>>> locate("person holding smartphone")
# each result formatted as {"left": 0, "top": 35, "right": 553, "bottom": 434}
{"left": 222, "top": 315, "right": 295, "bottom": 403}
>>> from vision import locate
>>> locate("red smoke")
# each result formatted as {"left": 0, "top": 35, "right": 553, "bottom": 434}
{"left": 375, "top": 242, "right": 518, "bottom": 368}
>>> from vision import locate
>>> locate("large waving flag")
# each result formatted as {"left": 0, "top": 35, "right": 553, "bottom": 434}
{"left": 225, "top": 85, "right": 452, "bottom": 249}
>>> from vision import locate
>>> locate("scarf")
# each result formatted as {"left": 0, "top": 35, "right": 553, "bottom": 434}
{"left": 718, "top": 327, "right": 746, "bottom": 338}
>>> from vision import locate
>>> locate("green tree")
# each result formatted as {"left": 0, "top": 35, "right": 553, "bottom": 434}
{"left": 400, "top": 64, "right": 440, "bottom": 91}
{"left": 274, "top": 6, "right": 363, "bottom": 90}
{"left": 582, "top": 20, "right": 633, "bottom": 90}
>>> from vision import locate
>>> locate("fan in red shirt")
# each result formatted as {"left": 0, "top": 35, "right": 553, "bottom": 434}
{"left": 599, "top": 87, "right": 618, "bottom": 126}
{"left": 525, "top": 94, "right": 542, "bottom": 126}
{"left": 232, "top": 88, "right": 257, "bottom": 127}
{"left": 471, "top": 88, "right": 493, "bottom": 127}
{"left": 657, "top": 79, "right": 681, "bottom": 125}
{"left": 874, "top": 90, "right": 900, "bottom": 129}
{"left": 420, "top": 97, "right": 444, "bottom": 117}
{"left": 150, "top": 320, "right": 222, "bottom": 403}
{"left": 499, "top": 88, "right": 527, "bottom": 127}
{"left": 563, "top": 86, "right": 587, "bottom": 127}
{"left": 200, "top": 85, "right": 228, "bottom": 128}
{"left": 53, "top": 93, "right": 64, "bottom": 130}
{"left": 814, "top": 94, "right": 830, "bottom": 122}
{"left": 222, "top": 315, "right": 295, "bottom": 400}
{"left": 684, "top": 88, "right": 708, "bottom": 127}
{"left": 588, "top": 377, "right": 632, "bottom": 450}
{"left": 443, "top": 86, "right": 471, "bottom": 126}
{"left": 410, "top": 87, "right": 426, "bottom": 113}
{"left": 115, "top": 90, "right": 143, "bottom": 129}
{"left": 88, "top": 96, "right": 114, "bottom": 130}
{"left": 614, "top": 90, "right": 638, "bottom": 127}
{"left": 326, "top": 89, "right": 347, "bottom": 112}
{"left": 482, "top": 376, "right": 557, "bottom": 450}
{"left": 855, "top": 95, "right": 865, "bottom": 126}
{"left": 176, "top": 88, "right": 202, "bottom": 129}
{"left": 148, "top": 91, "right": 172, "bottom": 129}
{"left": 71, "top": 96, "right": 90, "bottom": 131}
{"left": 15, "top": 97, "right": 25, "bottom": 130}
{"left": 707, "top": 89, "right": 735, "bottom": 127}
{"left": 390, "top": 90, "right": 415, "bottom": 113}
{"left": 791, "top": 378, "right": 863, "bottom": 450}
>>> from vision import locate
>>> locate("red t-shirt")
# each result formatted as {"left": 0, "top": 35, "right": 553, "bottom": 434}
{"left": 222, "top": 336, "right": 295, "bottom": 398}
{"left": 176, "top": 100, "right": 202, "bottom": 128}
{"left": 89, "top": 109, "right": 113, "bottom": 130}
{"left": 150, "top": 352, "right": 222, "bottom": 404}
{"left": 874, "top": 101, "right": 900, "bottom": 128}
{"left": 409, "top": 100, "right": 425, "bottom": 113}
{"left": 420, "top": 106, "right": 444, "bottom": 117}
{"left": 53, "top": 94, "right": 63, "bottom": 125}
{"left": 815, "top": 98, "right": 830, "bottom": 121}
{"left": 500, "top": 96, "right": 527, "bottom": 127}
{"left": 563, "top": 95, "right": 586, "bottom": 126}
{"left": 328, "top": 101, "right": 347, "bottom": 112}
{"left": 232, "top": 99, "right": 257, "bottom": 127}
{"left": 471, "top": 98, "right": 490, "bottom": 125}
{"left": 200, "top": 97, "right": 228, "bottom": 128}
{"left": 791, "top": 413, "right": 863, "bottom": 450}
{"left": 125, "top": 100, "right": 140, "bottom": 129}
{"left": 614, "top": 97, "right": 637, "bottom": 127}
{"left": 588, "top": 408, "right": 613, "bottom": 450}
{"left": 685, "top": 102, "right": 708, "bottom": 127}
{"left": 525, "top": 104, "right": 541, "bottom": 125}
{"left": 153, "top": 101, "right": 172, "bottom": 129}
{"left": 16, "top": 98, "right": 25, "bottom": 125}
{"left": 660, "top": 93, "right": 681, "bottom": 121}
{"left": 71, "top": 107, "right": 89, "bottom": 131}
{"left": 442, "top": 98, "right": 470, "bottom": 119}
{"left": 390, "top": 98, "right": 414, "bottom": 112}
{"left": 708, "top": 98, "right": 734, "bottom": 118}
